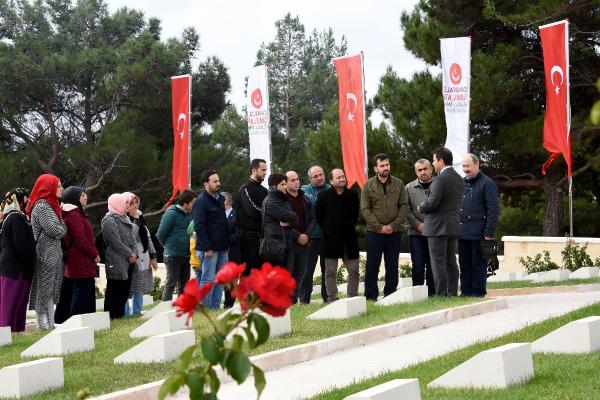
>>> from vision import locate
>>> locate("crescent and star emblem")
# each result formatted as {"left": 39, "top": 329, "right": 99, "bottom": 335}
{"left": 346, "top": 92, "right": 357, "bottom": 121}
{"left": 177, "top": 113, "right": 186, "bottom": 140}
{"left": 550, "top": 65, "right": 564, "bottom": 95}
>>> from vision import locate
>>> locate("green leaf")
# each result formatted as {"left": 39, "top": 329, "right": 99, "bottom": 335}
{"left": 201, "top": 336, "right": 222, "bottom": 364}
{"left": 231, "top": 334, "right": 244, "bottom": 352}
{"left": 158, "top": 373, "right": 185, "bottom": 400}
{"left": 206, "top": 367, "right": 221, "bottom": 395}
{"left": 218, "top": 311, "right": 242, "bottom": 332}
{"left": 226, "top": 351, "right": 251, "bottom": 384}
{"left": 175, "top": 345, "right": 197, "bottom": 373}
{"left": 244, "top": 326, "right": 256, "bottom": 349}
{"left": 186, "top": 371, "right": 205, "bottom": 400}
{"left": 252, "top": 363, "right": 266, "bottom": 399}
{"left": 591, "top": 100, "right": 600, "bottom": 125}
{"left": 252, "top": 314, "right": 270, "bottom": 346}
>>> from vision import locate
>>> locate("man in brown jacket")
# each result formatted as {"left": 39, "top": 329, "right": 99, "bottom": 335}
{"left": 361, "top": 153, "right": 408, "bottom": 300}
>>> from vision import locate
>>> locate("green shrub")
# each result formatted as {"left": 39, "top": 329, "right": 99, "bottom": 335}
{"left": 151, "top": 276, "right": 165, "bottom": 301}
{"left": 595, "top": 257, "right": 600, "bottom": 268}
{"left": 519, "top": 251, "right": 559, "bottom": 273}
{"left": 95, "top": 285, "right": 104, "bottom": 299}
{"left": 337, "top": 263, "right": 346, "bottom": 284}
{"left": 561, "top": 239, "right": 593, "bottom": 272}
{"left": 399, "top": 262, "right": 412, "bottom": 278}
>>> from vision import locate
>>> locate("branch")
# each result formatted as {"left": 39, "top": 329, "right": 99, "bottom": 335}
{"left": 84, "top": 149, "right": 125, "bottom": 193}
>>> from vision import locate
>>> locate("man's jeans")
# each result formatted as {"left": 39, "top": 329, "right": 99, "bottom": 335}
{"left": 162, "top": 256, "right": 191, "bottom": 301}
{"left": 286, "top": 242, "right": 308, "bottom": 303}
{"left": 364, "top": 231, "right": 401, "bottom": 300}
{"left": 409, "top": 235, "right": 435, "bottom": 296}
{"left": 197, "top": 251, "right": 228, "bottom": 309}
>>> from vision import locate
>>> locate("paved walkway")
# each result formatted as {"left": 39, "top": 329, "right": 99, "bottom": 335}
{"left": 210, "top": 291, "right": 600, "bottom": 400}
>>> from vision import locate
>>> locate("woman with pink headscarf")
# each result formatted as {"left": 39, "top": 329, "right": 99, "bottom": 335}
{"left": 101, "top": 193, "right": 137, "bottom": 319}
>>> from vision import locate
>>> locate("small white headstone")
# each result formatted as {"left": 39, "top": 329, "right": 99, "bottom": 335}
{"left": 428, "top": 343, "right": 534, "bottom": 389}
{"left": 515, "top": 272, "right": 529, "bottom": 280}
{"left": 21, "top": 327, "right": 94, "bottom": 357}
{"left": 55, "top": 312, "right": 110, "bottom": 332}
{"left": 532, "top": 316, "right": 600, "bottom": 354}
{"left": 397, "top": 278, "right": 413, "bottom": 288}
{"left": 141, "top": 301, "right": 174, "bottom": 320}
{"left": 114, "top": 330, "right": 195, "bottom": 364}
{"left": 0, "top": 357, "right": 64, "bottom": 398}
{"left": 344, "top": 379, "right": 421, "bottom": 400}
{"left": 307, "top": 297, "right": 367, "bottom": 320}
{"left": 376, "top": 286, "right": 428, "bottom": 306}
{"left": 143, "top": 295, "right": 154, "bottom": 306}
{"left": 534, "top": 269, "right": 570, "bottom": 283}
{"left": 229, "top": 309, "right": 291, "bottom": 340}
{"left": 130, "top": 310, "right": 189, "bottom": 338}
{"left": 0, "top": 326, "right": 11, "bottom": 347}
{"left": 570, "top": 267, "right": 600, "bottom": 280}
{"left": 95, "top": 298, "right": 104, "bottom": 311}
{"left": 217, "top": 304, "right": 242, "bottom": 321}
{"left": 487, "top": 272, "right": 516, "bottom": 283}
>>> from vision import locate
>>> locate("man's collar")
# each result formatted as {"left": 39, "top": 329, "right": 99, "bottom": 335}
{"left": 440, "top": 166, "right": 452, "bottom": 174}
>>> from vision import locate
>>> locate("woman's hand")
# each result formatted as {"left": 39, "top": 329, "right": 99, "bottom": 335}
{"left": 150, "top": 258, "right": 158, "bottom": 270}
{"left": 129, "top": 253, "right": 138, "bottom": 263}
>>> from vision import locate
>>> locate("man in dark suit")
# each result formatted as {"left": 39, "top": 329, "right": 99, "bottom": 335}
{"left": 418, "top": 147, "right": 465, "bottom": 296}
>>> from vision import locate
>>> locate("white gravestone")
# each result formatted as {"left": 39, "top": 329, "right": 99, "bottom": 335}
{"left": 570, "top": 267, "right": 600, "bottom": 280}
{"left": 141, "top": 301, "right": 174, "bottom": 320}
{"left": 0, "top": 357, "right": 64, "bottom": 398}
{"left": 95, "top": 298, "right": 104, "bottom": 311}
{"left": 428, "top": 343, "right": 534, "bottom": 389}
{"left": 21, "top": 327, "right": 94, "bottom": 357}
{"left": 532, "top": 316, "right": 600, "bottom": 354}
{"left": 308, "top": 297, "right": 367, "bottom": 320}
{"left": 114, "top": 330, "right": 195, "bottom": 364}
{"left": 130, "top": 310, "right": 189, "bottom": 338}
{"left": 397, "top": 278, "right": 413, "bottom": 288}
{"left": 143, "top": 295, "right": 154, "bottom": 306}
{"left": 376, "top": 286, "right": 428, "bottom": 306}
{"left": 487, "top": 272, "right": 516, "bottom": 283}
{"left": 0, "top": 326, "right": 11, "bottom": 347}
{"left": 229, "top": 309, "right": 291, "bottom": 340}
{"left": 533, "top": 269, "right": 570, "bottom": 283}
{"left": 217, "top": 304, "right": 242, "bottom": 322}
{"left": 344, "top": 379, "right": 421, "bottom": 400}
{"left": 55, "top": 312, "right": 110, "bottom": 332}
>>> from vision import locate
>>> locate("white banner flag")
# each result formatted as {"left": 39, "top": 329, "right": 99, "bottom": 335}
{"left": 441, "top": 37, "right": 471, "bottom": 176}
{"left": 247, "top": 65, "right": 272, "bottom": 187}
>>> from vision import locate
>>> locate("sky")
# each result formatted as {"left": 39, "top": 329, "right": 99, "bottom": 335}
{"left": 104, "top": 0, "right": 431, "bottom": 120}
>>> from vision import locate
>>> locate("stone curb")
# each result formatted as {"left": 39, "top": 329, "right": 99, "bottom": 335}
{"left": 488, "top": 283, "right": 600, "bottom": 297}
{"left": 94, "top": 299, "right": 506, "bottom": 400}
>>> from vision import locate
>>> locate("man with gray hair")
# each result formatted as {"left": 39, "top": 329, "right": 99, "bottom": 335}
{"left": 405, "top": 159, "right": 435, "bottom": 295}
{"left": 459, "top": 153, "right": 499, "bottom": 297}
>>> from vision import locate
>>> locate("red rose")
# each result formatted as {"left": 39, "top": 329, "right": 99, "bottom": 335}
{"left": 215, "top": 262, "right": 246, "bottom": 284}
{"left": 172, "top": 279, "right": 213, "bottom": 325}
{"left": 233, "top": 263, "right": 295, "bottom": 317}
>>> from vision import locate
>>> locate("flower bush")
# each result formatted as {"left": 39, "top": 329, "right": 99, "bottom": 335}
{"left": 159, "top": 262, "right": 296, "bottom": 400}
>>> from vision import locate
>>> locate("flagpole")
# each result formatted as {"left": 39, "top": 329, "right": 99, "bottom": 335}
{"left": 566, "top": 20, "right": 573, "bottom": 237}
{"left": 360, "top": 51, "right": 368, "bottom": 179}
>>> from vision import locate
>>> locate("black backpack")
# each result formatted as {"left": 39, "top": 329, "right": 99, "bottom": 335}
{"left": 95, "top": 231, "right": 107, "bottom": 264}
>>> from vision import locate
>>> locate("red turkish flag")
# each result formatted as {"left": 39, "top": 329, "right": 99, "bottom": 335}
{"left": 167, "top": 74, "right": 191, "bottom": 206}
{"left": 540, "top": 20, "right": 571, "bottom": 177}
{"left": 333, "top": 54, "right": 367, "bottom": 188}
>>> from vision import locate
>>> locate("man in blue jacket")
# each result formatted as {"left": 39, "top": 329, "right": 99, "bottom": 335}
{"left": 193, "top": 170, "right": 230, "bottom": 309}
{"left": 459, "top": 154, "right": 499, "bottom": 297}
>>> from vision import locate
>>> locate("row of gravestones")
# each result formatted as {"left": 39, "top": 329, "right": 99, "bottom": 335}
{"left": 0, "top": 284, "right": 431, "bottom": 398}
{"left": 342, "top": 315, "right": 600, "bottom": 399}
{"left": 488, "top": 266, "right": 600, "bottom": 284}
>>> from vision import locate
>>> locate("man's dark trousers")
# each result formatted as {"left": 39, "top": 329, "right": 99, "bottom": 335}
{"left": 458, "top": 239, "right": 487, "bottom": 296}
{"left": 299, "top": 238, "right": 327, "bottom": 303}
{"left": 409, "top": 235, "right": 435, "bottom": 296}
{"left": 427, "top": 236, "right": 459, "bottom": 297}
{"left": 239, "top": 231, "right": 262, "bottom": 276}
{"left": 287, "top": 242, "right": 308, "bottom": 303}
{"left": 364, "top": 231, "right": 401, "bottom": 300}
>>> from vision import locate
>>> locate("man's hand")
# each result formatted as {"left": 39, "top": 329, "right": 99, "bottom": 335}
{"left": 94, "top": 255, "right": 101, "bottom": 264}
{"left": 484, "top": 236, "right": 493, "bottom": 241}
{"left": 279, "top": 221, "right": 290, "bottom": 227}
{"left": 417, "top": 223, "right": 424, "bottom": 233}
{"left": 150, "top": 258, "right": 158, "bottom": 270}
{"left": 204, "top": 250, "right": 214, "bottom": 258}
{"left": 297, "top": 234, "right": 309, "bottom": 245}
{"left": 379, "top": 225, "right": 393, "bottom": 235}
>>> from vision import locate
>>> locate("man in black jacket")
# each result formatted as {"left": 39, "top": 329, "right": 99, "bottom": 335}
{"left": 459, "top": 154, "right": 499, "bottom": 297}
{"left": 316, "top": 169, "right": 360, "bottom": 302}
{"left": 286, "top": 171, "right": 316, "bottom": 303}
{"left": 235, "top": 159, "right": 268, "bottom": 275}
{"left": 418, "top": 147, "right": 465, "bottom": 296}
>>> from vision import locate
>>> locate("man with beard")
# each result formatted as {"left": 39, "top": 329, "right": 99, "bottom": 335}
{"left": 361, "top": 153, "right": 408, "bottom": 301}
{"left": 234, "top": 159, "right": 269, "bottom": 275}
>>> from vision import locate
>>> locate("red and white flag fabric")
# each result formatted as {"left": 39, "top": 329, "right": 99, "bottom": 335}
{"left": 540, "top": 20, "right": 571, "bottom": 177}
{"left": 440, "top": 37, "right": 471, "bottom": 176}
{"left": 333, "top": 53, "right": 367, "bottom": 188}
{"left": 168, "top": 74, "right": 191, "bottom": 206}
{"left": 247, "top": 65, "right": 272, "bottom": 187}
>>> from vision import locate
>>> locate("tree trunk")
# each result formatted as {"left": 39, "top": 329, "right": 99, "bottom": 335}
{"left": 542, "top": 165, "right": 564, "bottom": 236}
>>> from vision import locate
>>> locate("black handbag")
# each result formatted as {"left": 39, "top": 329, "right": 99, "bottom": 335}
{"left": 480, "top": 239, "right": 499, "bottom": 276}
{"left": 259, "top": 228, "right": 286, "bottom": 263}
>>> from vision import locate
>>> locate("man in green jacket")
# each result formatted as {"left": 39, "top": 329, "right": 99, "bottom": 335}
{"left": 360, "top": 153, "right": 408, "bottom": 300}
{"left": 156, "top": 189, "right": 197, "bottom": 301}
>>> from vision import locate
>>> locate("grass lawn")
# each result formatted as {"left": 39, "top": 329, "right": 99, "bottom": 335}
{"left": 487, "top": 277, "right": 600, "bottom": 289}
{"left": 308, "top": 301, "right": 600, "bottom": 400}
{"left": 0, "top": 296, "right": 481, "bottom": 399}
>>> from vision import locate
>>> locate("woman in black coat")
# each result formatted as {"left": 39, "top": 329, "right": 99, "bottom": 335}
{"left": 260, "top": 173, "right": 298, "bottom": 267}
{"left": 0, "top": 188, "right": 36, "bottom": 332}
